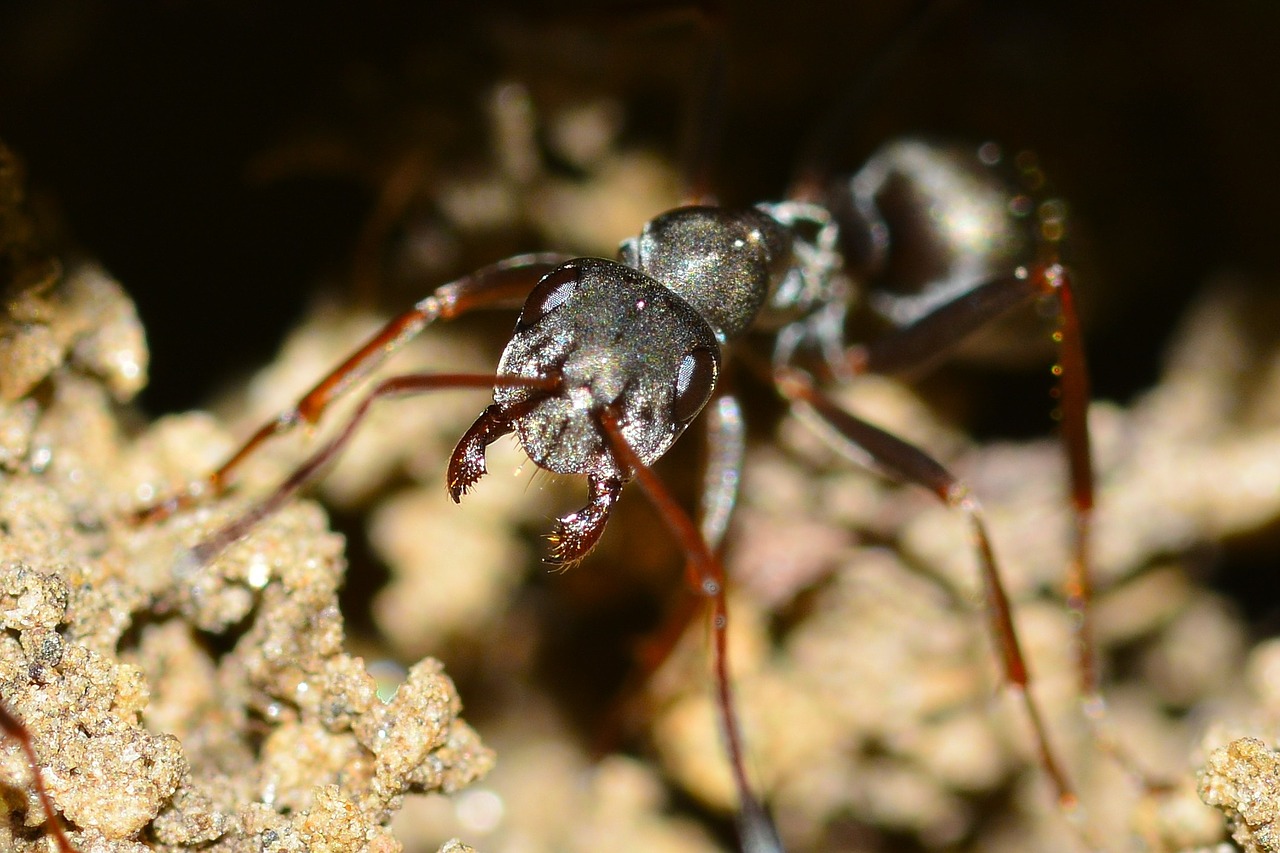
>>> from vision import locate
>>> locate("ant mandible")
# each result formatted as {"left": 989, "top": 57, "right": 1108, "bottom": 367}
{"left": 131, "top": 15, "right": 1101, "bottom": 853}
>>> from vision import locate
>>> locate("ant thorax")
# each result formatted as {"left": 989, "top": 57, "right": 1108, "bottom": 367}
{"left": 618, "top": 203, "right": 847, "bottom": 342}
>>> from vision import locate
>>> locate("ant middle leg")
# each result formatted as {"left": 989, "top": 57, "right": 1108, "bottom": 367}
{"left": 772, "top": 366, "right": 1080, "bottom": 814}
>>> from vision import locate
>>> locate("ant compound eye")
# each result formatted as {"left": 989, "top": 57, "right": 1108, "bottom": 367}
{"left": 516, "top": 265, "right": 579, "bottom": 332}
{"left": 671, "top": 346, "right": 717, "bottom": 426}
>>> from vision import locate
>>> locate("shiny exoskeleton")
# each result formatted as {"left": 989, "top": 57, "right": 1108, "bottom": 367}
{"left": 453, "top": 201, "right": 842, "bottom": 563}
{"left": 139, "top": 137, "right": 1096, "bottom": 853}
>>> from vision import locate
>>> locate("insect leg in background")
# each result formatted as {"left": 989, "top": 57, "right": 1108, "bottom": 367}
{"left": 816, "top": 137, "right": 1169, "bottom": 795}
{"left": 0, "top": 702, "right": 75, "bottom": 853}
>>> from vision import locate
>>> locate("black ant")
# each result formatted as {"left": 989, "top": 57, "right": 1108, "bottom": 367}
{"left": 135, "top": 157, "right": 1099, "bottom": 851}
{"left": 130, "top": 10, "right": 1108, "bottom": 853}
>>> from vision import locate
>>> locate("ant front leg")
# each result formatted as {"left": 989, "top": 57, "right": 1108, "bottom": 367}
{"left": 596, "top": 406, "right": 783, "bottom": 853}
{"left": 700, "top": 393, "right": 748, "bottom": 552}
{"left": 0, "top": 703, "right": 75, "bottom": 853}
{"left": 135, "top": 253, "right": 570, "bottom": 524}
{"left": 627, "top": 392, "right": 747, "bottom": 685}
{"left": 595, "top": 392, "right": 748, "bottom": 751}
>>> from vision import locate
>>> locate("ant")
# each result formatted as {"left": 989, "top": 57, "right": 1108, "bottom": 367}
{"left": 127, "top": 7, "right": 1108, "bottom": 853}
{"left": 133, "top": 160, "right": 1098, "bottom": 851}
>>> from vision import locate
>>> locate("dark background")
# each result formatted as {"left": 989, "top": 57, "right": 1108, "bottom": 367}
{"left": 0, "top": 1, "right": 1270, "bottom": 416}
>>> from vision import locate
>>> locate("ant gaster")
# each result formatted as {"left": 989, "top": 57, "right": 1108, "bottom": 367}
{"left": 135, "top": 135, "right": 1100, "bottom": 852}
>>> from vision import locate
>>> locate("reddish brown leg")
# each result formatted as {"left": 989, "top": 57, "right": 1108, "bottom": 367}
{"left": 1038, "top": 268, "right": 1165, "bottom": 791}
{"left": 843, "top": 264, "right": 1101, "bottom": 702}
{"left": 0, "top": 703, "right": 75, "bottom": 853}
{"left": 596, "top": 406, "right": 782, "bottom": 853}
{"left": 839, "top": 262, "right": 1169, "bottom": 793}
{"left": 615, "top": 393, "right": 746, "bottom": 694}
{"left": 1041, "top": 264, "right": 1096, "bottom": 698}
{"left": 772, "top": 367, "right": 1079, "bottom": 812}
{"left": 180, "top": 372, "right": 559, "bottom": 571}
{"left": 591, "top": 393, "right": 746, "bottom": 759}
{"left": 136, "top": 253, "right": 569, "bottom": 524}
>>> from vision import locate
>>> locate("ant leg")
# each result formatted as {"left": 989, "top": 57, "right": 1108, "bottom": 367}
{"left": 700, "top": 393, "right": 747, "bottom": 552}
{"left": 628, "top": 393, "right": 745, "bottom": 687}
{"left": 772, "top": 367, "right": 1080, "bottom": 814}
{"left": 136, "top": 253, "right": 570, "bottom": 524}
{"left": 837, "top": 263, "right": 1166, "bottom": 794}
{"left": 0, "top": 703, "right": 75, "bottom": 853}
{"left": 842, "top": 269, "right": 1042, "bottom": 379}
{"left": 180, "top": 372, "right": 559, "bottom": 570}
{"left": 592, "top": 394, "right": 746, "bottom": 764}
{"left": 597, "top": 406, "right": 783, "bottom": 853}
{"left": 1034, "top": 269, "right": 1163, "bottom": 791}
{"left": 843, "top": 264, "right": 1101, "bottom": 705}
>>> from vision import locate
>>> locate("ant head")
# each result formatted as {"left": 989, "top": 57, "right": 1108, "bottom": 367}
{"left": 495, "top": 258, "right": 720, "bottom": 480}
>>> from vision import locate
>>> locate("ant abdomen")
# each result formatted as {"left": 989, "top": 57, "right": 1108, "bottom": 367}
{"left": 829, "top": 138, "right": 1040, "bottom": 328}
